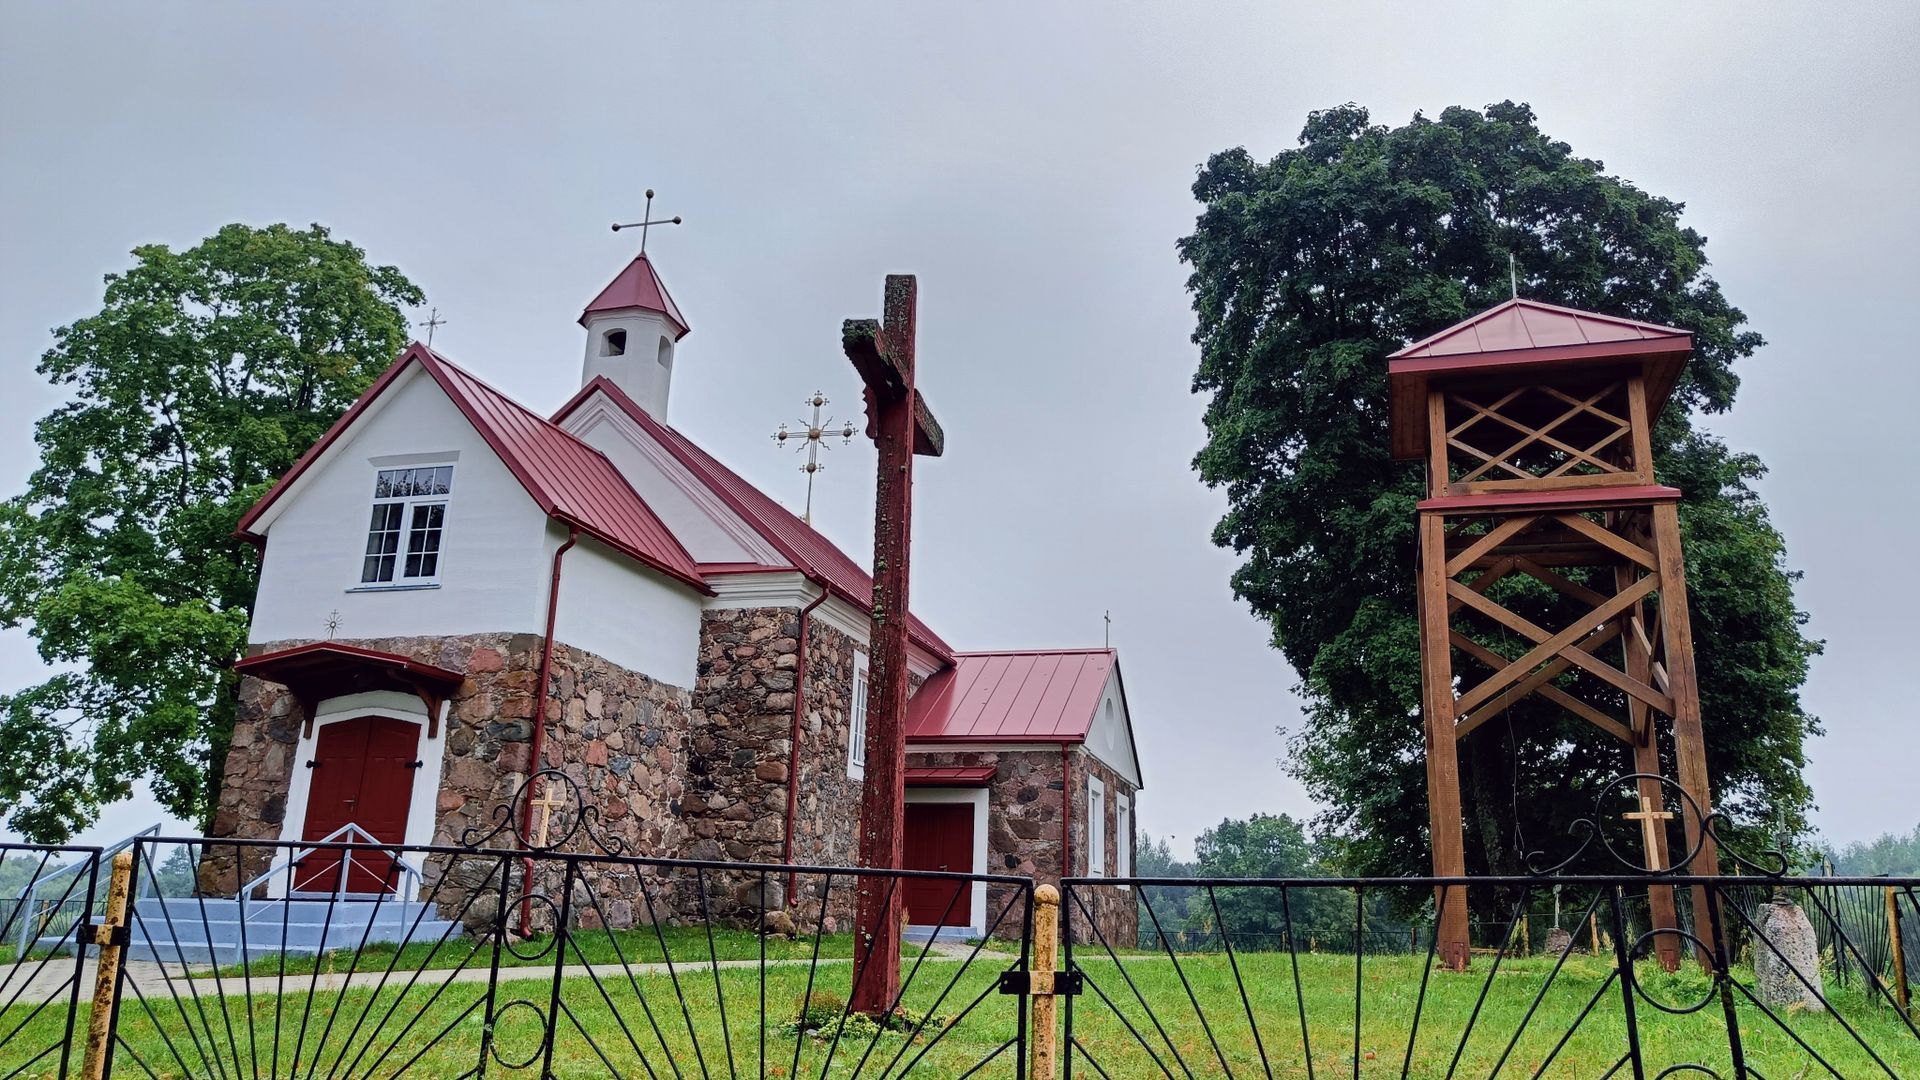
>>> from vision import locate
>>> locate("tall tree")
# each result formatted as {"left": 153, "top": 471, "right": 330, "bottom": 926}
{"left": 0, "top": 223, "right": 424, "bottom": 842}
{"left": 1181, "top": 102, "right": 1820, "bottom": 880}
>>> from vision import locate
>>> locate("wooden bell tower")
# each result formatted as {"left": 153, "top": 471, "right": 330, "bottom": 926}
{"left": 1388, "top": 299, "right": 1718, "bottom": 971}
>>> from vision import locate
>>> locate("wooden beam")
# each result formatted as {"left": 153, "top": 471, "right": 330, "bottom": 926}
{"left": 1418, "top": 512, "right": 1471, "bottom": 970}
{"left": 1554, "top": 512, "right": 1658, "bottom": 571}
{"left": 1448, "top": 573, "right": 1661, "bottom": 717}
{"left": 1445, "top": 516, "right": 1539, "bottom": 578}
{"left": 1513, "top": 557, "right": 1609, "bottom": 607}
{"left": 1451, "top": 628, "right": 1634, "bottom": 743}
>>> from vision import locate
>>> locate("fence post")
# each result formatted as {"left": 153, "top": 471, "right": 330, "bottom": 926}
{"left": 81, "top": 850, "right": 134, "bottom": 1080}
{"left": 1888, "top": 885, "right": 1911, "bottom": 1018}
{"left": 1030, "top": 884, "right": 1060, "bottom": 1079}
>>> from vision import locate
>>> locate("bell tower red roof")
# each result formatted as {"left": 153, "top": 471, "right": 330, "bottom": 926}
{"left": 579, "top": 253, "right": 690, "bottom": 339}
{"left": 1386, "top": 298, "right": 1693, "bottom": 460}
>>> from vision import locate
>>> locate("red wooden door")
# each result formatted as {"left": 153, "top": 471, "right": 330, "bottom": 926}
{"left": 903, "top": 803, "right": 973, "bottom": 928}
{"left": 296, "top": 716, "right": 419, "bottom": 894}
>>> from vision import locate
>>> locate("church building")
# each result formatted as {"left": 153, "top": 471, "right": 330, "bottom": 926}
{"left": 207, "top": 248, "right": 1142, "bottom": 944}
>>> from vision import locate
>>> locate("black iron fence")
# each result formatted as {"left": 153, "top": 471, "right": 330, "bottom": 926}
{"left": 3, "top": 768, "right": 1917, "bottom": 1078}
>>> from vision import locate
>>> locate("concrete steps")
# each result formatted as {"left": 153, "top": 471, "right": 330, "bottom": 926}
{"left": 40, "top": 896, "right": 464, "bottom": 965}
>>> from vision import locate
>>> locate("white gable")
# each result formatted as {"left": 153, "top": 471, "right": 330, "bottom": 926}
{"left": 561, "top": 390, "right": 784, "bottom": 566}
{"left": 248, "top": 364, "right": 552, "bottom": 644}
{"left": 1086, "top": 668, "right": 1143, "bottom": 789}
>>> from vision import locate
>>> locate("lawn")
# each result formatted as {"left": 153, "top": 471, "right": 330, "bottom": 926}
{"left": 3, "top": 948, "right": 1916, "bottom": 1077}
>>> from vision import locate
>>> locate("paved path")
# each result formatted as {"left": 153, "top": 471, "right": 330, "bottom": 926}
{"left": 2, "top": 940, "right": 1015, "bottom": 1007}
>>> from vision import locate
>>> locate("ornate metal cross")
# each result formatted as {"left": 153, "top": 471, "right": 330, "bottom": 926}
{"left": 529, "top": 778, "right": 567, "bottom": 849}
{"left": 772, "top": 391, "right": 856, "bottom": 523}
{"left": 1623, "top": 795, "right": 1677, "bottom": 871}
{"left": 417, "top": 307, "right": 446, "bottom": 346}
{"left": 841, "top": 274, "right": 943, "bottom": 1017}
{"left": 610, "top": 188, "right": 683, "bottom": 255}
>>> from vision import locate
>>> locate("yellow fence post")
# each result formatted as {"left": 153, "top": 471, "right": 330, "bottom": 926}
{"left": 1029, "top": 884, "right": 1060, "bottom": 1079}
{"left": 1889, "top": 886, "right": 1910, "bottom": 1019}
{"left": 81, "top": 850, "right": 134, "bottom": 1080}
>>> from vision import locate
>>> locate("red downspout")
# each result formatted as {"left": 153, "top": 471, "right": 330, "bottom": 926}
{"left": 520, "top": 526, "right": 577, "bottom": 934}
{"left": 783, "top": 574, "right": 831, "bottom": 905}
{"left": 1061, "top": 741, "right": 1074, "bottom": 883}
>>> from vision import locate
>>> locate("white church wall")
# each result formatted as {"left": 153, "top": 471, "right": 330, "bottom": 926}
{"left": 563, "top": 400, "right": 776, "bottom": 566}
{"left": 1085, "top": 669, "right": 1143, "bottom": 790}
{"left": 550, "top": 529, "right": 703, "bottom": 689}
{"left": 249, "top": 365, "right": 551, "bottom": 644}
{"left": 581, "top": 310, "right": 677, "bottom": 420}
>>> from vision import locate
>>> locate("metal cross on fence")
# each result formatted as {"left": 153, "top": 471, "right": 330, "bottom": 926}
{"left": 841, "top": 274, "right": 944, "bottom": 1017}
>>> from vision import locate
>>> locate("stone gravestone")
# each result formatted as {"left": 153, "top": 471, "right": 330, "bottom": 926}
{"left": 1753, "top": 893, "right": 1826, "bottom": 1011}
{"left": 1543, "top": 925, "right": 1574, "bottom": 956}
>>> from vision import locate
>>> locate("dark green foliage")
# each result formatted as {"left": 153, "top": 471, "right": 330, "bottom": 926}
{"left": 1179, "top": 102, "right": 1820, "bottom": 880}
{"left": 0, "top": 223, "right": 424, "bottom": 841}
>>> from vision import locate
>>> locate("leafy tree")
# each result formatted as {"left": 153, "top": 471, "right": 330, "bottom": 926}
{"left": 0, "top": 224, "right": 423, "bottom": 842}
{"left": 1825, "top": 824, "right": 1920, "bottom": 877}
{"left": 1180, "top": 102, "right": 1819, "bottom": 883}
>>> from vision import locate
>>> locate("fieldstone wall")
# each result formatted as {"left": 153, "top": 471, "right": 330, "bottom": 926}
{"left": 906, "top": 745, "right": 1137, "bottom": 946}
{"left": 1073, "top": 752, "right": 1139, "bottom": 947}
{"left": 789, "top": 619, "right": 861, "bottom": 869}
{"left": 201, "top": 632, "right": 693, "bottom": 925}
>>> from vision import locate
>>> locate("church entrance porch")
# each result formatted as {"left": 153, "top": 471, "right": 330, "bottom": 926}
{"left": 295, "top": 714, "right": 419, "bottom": 894}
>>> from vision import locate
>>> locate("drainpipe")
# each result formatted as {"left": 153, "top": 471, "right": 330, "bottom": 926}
{"left": 520, "top": 525, "right": 577, "bottom": 935}
{"left": 1061, "top": 741, "right": 1074, "bottom": 884}
{"left": 783, "top": 573, "right": 831, "bottom": 905}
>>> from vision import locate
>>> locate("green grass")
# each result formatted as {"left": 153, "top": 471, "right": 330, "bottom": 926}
{"left": 3, "top": 949, "right": 1915, "bottom": 1077}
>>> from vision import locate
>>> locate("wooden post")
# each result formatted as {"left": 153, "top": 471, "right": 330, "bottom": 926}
{"left": 1417, "top": 509, "right": 1471, "bottom": 970}
{"left": 1888, "top": 886, "right": 1911, "bottom": 1018}
{"left": 81, "top": 850, "right": 134, "bottom": 1080}
{"left": 842, "top": 275, "right": 944, "bottom": 1017}
{"left": 1590, "top": 911, "right": 1602, "bottom": 956}
{"left": 1616, "top": 554, "right": 1683, "bottom": 973}
{"left": 1650, "top": 501, "right": 1717, "bottom": 968}
{"left": 1029, "top": 884, "right": 1061, "bottom": 1078}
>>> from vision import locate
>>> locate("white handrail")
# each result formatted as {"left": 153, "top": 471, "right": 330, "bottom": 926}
{"left": 231, "top": 823, "right": 423, "bottom": 965}
{"left": 11, "top": 824, "right": 161, "bottom": 955}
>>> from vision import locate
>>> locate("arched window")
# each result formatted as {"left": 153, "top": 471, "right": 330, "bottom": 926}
{"left": 656, "top": 335, "right": 673, "bottom": 370}
{"left": 601, "top": 329, "right": 627, "bottom": 356}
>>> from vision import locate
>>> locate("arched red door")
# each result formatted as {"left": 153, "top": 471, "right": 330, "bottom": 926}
{"left": 295, "top": 715, "right": 419, "bottom": 894}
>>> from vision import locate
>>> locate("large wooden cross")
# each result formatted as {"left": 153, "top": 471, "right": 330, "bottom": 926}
{"left": 842, "top": 274, "right": 943, "bottom": 1017}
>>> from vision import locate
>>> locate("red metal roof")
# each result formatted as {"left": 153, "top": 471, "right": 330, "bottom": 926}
{"left": 579, "top": 254, "right": 690, "bottom": 339}
{"left": 236, "top": 344, "right": 709, "bottom": 593}
{"left": 1389, "top": 298, "right": 1689, "bottom": 360}
{"left": 554, "top": 378, "right": 955, "bottom": 661}
{"left": 904, "top": 649, "right": 1115, "bottom": 742}
{"left": 236, "top": 641, "right": 465, "bottom": 689}
{"left": 1386, "top": 299, "right": 1694, "bottom": 460}
{"left": 905, "top": 765, "right": 997, "bottom": 786}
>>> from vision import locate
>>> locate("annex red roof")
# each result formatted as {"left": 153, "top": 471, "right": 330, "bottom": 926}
{"left": 236, "top": 344, "right": 709, "bottom": 593}
{"left": 580, "top": 254, "right": 690, "bottom": 339}
{"left": 235, "top": 641, "right": 466, "bottom": 736}
{"left": 554, "top": 378, "right": 955, "bottom": 661}
{"left": 904, "top": 649, "right": 1115, "bottom": 743}
{"left": 1386, "top": 298, "right": 1694, "bottom": 460}
{"left": 905, "top": 765, "right": 997, "bottom": 786}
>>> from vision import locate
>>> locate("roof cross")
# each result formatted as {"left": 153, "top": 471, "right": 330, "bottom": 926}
{"left": 611, "top": 188, "right": 683, "bottom": 255}
{"left": 417, "top": 307, "right": 446, "bottom": 346}
{"left": 772, "top": 391, "right": 856, "bottom": 523}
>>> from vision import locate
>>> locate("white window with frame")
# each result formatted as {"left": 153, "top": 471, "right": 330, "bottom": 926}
{"left": 1115, "top": 793, "right": 1132, "bottom": 884}
{"left": 1086, "top": 774, "right": 1107, "bottom": 877}
{"left": 847, "top": 652, "right": 870, "bottom": 779}
{"left": 360, "top": 465, "right": 454, "bottom": 586}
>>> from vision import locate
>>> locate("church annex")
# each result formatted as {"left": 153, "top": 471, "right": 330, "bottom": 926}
{"left": 207, "top": 249, "right": 1142, "bottom": 944}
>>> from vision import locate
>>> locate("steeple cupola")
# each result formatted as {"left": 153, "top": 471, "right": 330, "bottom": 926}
{"left": 579, "top": 253, "right": 690, "bottom": 419}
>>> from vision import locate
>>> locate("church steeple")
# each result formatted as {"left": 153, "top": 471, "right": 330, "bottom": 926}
{"left": 579, "top": 253, "right": 690, "bottom": 419}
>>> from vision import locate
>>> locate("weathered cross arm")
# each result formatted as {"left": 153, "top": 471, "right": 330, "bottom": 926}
{"left": 841, "top": 318, "right": 944, "bottom": 457}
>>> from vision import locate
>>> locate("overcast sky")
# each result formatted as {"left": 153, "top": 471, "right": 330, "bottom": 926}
{"left": 2, "top": 2, "right": 1915, "bottom": 856}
